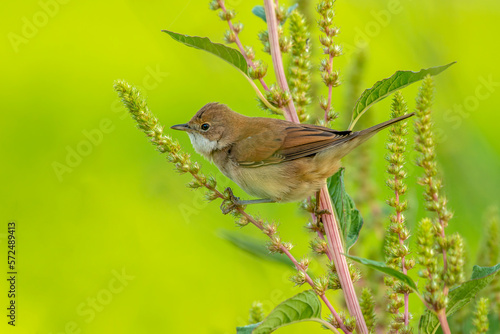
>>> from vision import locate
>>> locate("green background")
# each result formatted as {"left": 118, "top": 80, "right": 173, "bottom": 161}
{"left": 1, "top": 0, "right": 499, "bottom": 333}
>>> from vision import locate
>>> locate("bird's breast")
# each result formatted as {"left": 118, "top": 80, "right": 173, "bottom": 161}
{"left": 212, "top": 155, "right": 330, "bottom": 202}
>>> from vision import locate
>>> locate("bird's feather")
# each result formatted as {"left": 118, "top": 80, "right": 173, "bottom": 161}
{"left": 234, "top": 123, "right": 352, "bottom": 167}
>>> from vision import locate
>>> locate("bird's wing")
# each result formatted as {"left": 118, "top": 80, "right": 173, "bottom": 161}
{"left": 234, "top": 123, "right": 352, "bottom": 168}
{"left": 229, "top": 125, "right": 285, "bottom": 165}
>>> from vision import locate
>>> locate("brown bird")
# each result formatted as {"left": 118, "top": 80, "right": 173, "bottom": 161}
{"left": 172, "top": 103, "right": 414, "bottom": 205}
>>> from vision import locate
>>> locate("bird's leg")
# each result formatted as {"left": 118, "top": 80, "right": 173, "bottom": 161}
{"left": 313, "top": 190, "right": 330, "bottom": 230}
{"left": 315, "top": 190, "right": 321, "bottom": 214}
{"left": 238, "top": 198, "right": 275, "bottom": 205}
{"left": 220, "top": 187, "right": 275, "bottom": 215}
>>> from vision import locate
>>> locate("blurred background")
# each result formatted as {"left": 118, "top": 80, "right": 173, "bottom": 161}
{"left": 1, "top": 0, "right": 499, "bottom": 333}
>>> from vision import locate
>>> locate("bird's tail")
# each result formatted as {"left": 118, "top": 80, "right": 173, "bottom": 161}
{"left": 327, "top": 112, "right": 415, "bottom": 161}
{"left": 357, "top": 112, "right": 415, "bottom": 138}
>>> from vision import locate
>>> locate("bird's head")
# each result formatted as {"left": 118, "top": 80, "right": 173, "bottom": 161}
{"left": 171, "top": 103, "right": 242, "bottom": 158}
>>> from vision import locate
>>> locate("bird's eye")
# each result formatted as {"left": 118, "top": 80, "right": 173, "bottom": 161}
{"left": 201, "top": 123, "right": 210, "bottom": 131}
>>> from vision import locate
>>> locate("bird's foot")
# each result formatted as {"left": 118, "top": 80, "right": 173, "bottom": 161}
{"left": 220, "top": 188, "right": 275, "bottom": 215}
{"left": 220, "top": 187, "right": 245, "bottom": 215}
{"left": 313, "top": 191, "right": 331, "bottom": 217}
{"left": 314, "top": 209, "right": 331, "bottom": 217}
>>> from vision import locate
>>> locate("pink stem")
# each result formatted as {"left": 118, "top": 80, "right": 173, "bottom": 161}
{"left": 319, "top": 189, "right": 369, "bottom": 334}
{"left": 263, "top": 0, "right": 300, "bottom": 124}
{"left": 404, "top": 294, "right": 410, "bottom": 326}
{"left": 198, "top": 178, "right": 351, "bottom": 332}
{"left": 437, "top": 310, "right": 451, "bottom": 334}
{"left": 263, "top": 1, "right": 367, "bottom": 332}
{"left": 280, "top": 245, "right": 351, "bottom": 334}
{"left": 235, "top": 206, "right": 351, "bottom": 333}
{"left": 218, "top": 1, "right": 269, "bottom": 91}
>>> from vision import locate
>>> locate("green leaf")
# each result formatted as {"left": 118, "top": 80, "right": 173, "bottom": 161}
{"left": 252, "top": 6, "right": 266, "bottom": 22}
{"left": 162, "top": 30, "right": 248, "bottom": 75}
{"left": 218, "top": 230, "right": 293, "bottom": 267}
{"left": 253, "top": 290, "right": 322, "bottom": 334}
{"left": 237, "top": 323, "right": 261, "bottom": 334}
{"left": 346, "top": 255, "right": 419, "bottom": 293}
{"left": 326, "top": 168, "right": 364, "bottom": 252}
{"left": 348, "top": 62, "right": 455, "bottom": 130}
{"left": 418, "top": 263, "right": 500, "bottom": 334}
{"left": 287, "top": 4, "right": 299, "bottom": 17}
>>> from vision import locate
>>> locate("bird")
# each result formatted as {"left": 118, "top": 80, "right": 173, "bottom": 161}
{"left": 171, "top": 103, "right": 414, "bottom": 205}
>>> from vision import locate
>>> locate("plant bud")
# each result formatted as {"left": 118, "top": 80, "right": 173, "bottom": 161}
{"left": 223, "top": 30, "right": 236, "bottom": 44}
{"left": 209, "top": 0, "right": 220, "bottom": 10}
{"left": 244, "top": 46, "right": 255, "bottom": 60}
{"left": 248, "top": 60, "right": 268, "bottom": 80}
{"left": 232, "top": 22, "right": 243, "bottom": 33}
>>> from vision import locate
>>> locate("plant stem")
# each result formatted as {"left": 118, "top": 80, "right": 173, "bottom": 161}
{"left": 190, "top": 174, "right": 349, "bottom": 333}
{"left": 189, "top": 179, "right": 350, "bottom": 333}
{"left": 280, "top": 247, "right": 351, "bottom": 334}
{"left": 263, "top": 1, "right": 367, "bottom": 332}
{"left": 263, "top": 0, "right": 300, "bottom": 124}
{"left": 319, "top": 188, "right": 369, "bottom": 334}
{"left": 317, "top": 319, "right": 342, "bottom": 334}
{"left": 243, "top": 75, "right": 283, "bottom": 114}
{"left": 437, "top": 310, "right": 451, "bottom": 334}
{"left": 218, "top": 0, "right": 269, "bottom": 91}
{"left": 237, "top": 208, "right": 351, "bottom": 334}
{"left": 404, "top": 294, "right": 410, "bottom": 326}
{"left": 116, "top": 80, "right": 347, "bottom": 333}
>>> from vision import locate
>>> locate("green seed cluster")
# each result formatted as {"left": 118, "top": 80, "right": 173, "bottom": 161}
{"left": 416, "top": 218, "right": 446, "bottom": 311}
{"left": 414, "top": 76, "right": 464, "bottom": 314}
{"left": 258, "top": 4, "right": 292, "bottom": 55}
{"left": 471, "top": 298, "right": 490, "bottom": 334}
{"left": 114, "top": 80, "right": 221, "bottom": 201}
{"left": 248, "top": 301, "right": 266, "bottom": 324}
{"left": 316, "top": 0, "right": 341, "bottom": 116}
{"left": 259, "top": 84, "right": 292, "bottom": 113}
{"left": 360, "top": 288, "right": 376, "bottom": 333}
{"left": 287, "top": 10, "right": 311, "bottom": 122}
{"left": 415, "top": 76, "right": 453, "bottom": 227}
{"left": 384, "top": 92, "right": 414, "bottom": 332}
{"left": 325, "top": 311, "right": 356, "bottom": 332}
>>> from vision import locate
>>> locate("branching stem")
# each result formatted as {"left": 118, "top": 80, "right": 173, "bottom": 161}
{"left": 437, "top": 310, "right": 451, "bottom": 334}
{"left": 218, "top": 0, "right": 269, "bottom": 91}
{"left": 262, "top": 1, "right": 367, "bottom": 331}
{"left": 263, "top": 0, "right": 300, "bottom": 124}
{"left": 319, "top": 188, "right": 369, "bottom": 334}
{"left": 233, "top": 201, "right": 351, "bottom": 334}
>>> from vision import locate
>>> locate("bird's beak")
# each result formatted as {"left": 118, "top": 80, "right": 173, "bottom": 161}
{"left": 171, "top": 123, "right": 191, "bottom": 132}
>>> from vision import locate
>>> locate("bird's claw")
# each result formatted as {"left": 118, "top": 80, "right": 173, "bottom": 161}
{"left": 225, "top": 187, "right": 239, "bottom": 202}
{"left": 220, "top": 187, "right": 245, "bottom": 215}
{"left": 314, "top": 209, "right": 331, "bottom": 217}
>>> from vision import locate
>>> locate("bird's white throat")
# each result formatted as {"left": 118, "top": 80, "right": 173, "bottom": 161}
{"left": 187, "top": 132, "right": 218, "bottom": 158}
